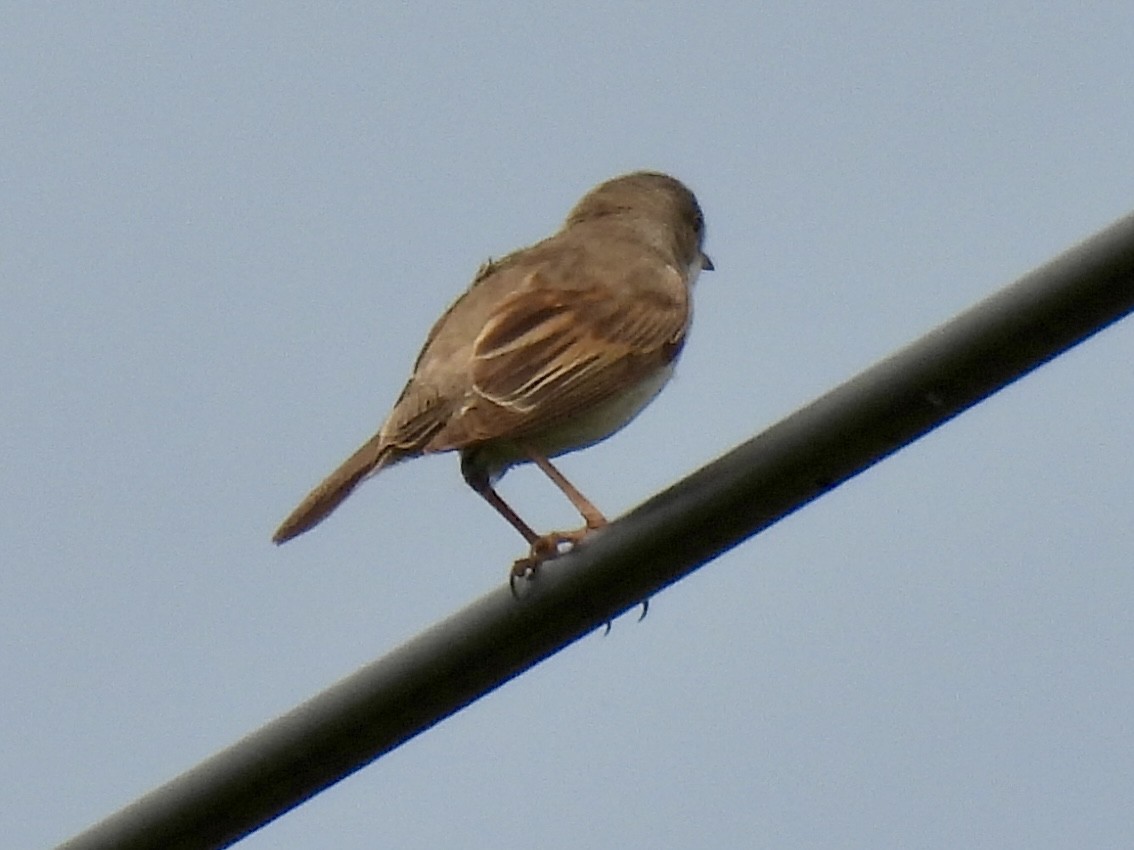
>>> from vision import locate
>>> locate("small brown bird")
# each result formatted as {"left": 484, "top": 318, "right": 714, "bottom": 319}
{"left": 273, "top": 171, "right": 712, "bottom": 576}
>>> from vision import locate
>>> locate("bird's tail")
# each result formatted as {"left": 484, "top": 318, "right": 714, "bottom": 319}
{"left": 272, "top": 434, "right": 398, "bottom": 544}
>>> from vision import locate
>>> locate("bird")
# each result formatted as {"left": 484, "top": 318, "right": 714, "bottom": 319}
{"left": 273, "top": 170, "right": 712, "bottom": 578}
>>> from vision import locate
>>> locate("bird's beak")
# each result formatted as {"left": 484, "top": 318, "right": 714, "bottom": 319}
{"left": 701, "top": 252, "right": 715, "bottom": 271}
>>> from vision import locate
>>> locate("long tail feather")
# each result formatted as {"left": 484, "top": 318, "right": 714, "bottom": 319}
{"left": 272, "top": 435, "right": 396, "bottom": 544}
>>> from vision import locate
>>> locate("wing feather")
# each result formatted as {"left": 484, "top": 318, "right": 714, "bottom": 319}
{"left": 441, "top": 274, "right": 688, "bottom": 443}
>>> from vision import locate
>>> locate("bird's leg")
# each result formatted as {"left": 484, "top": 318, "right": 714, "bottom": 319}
{"left": 462, "top": 458, "right": 564, "bottom": 584}
{"left": 522, "top": 445, "right": 608, "bottom": 531}
{"left": 470, "top": 479, "right": 541, "bottom": 546}
{"left": 462, "top": 448, "right": 609, "bottom": 587}
{"left": 492, "top": 445, "right": 610, "bottom": 582}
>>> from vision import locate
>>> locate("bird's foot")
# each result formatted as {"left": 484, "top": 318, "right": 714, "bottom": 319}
{"left": 505, "top": 527, "right": 649, "bottom": 631}
{"left": 508, "top": 527, "right": 592, "bottom": 596}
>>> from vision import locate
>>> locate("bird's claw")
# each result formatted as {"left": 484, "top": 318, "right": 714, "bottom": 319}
{"left": 600, "top": 598, "right": 649, "bottom": 635}
{"left": 508, "top": 528, "right": 590, "bottom": 596}
{"left": 506, "top": 530, "right": 649, "bottom": 629}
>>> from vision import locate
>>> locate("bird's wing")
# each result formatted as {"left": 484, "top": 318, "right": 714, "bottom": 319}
{"left": 435, "top": 271, "right": 689, "bottom": 446}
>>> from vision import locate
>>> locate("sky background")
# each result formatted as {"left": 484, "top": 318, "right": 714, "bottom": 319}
{"left": 4, "top": 4, "right": 1133, "bottom": 848}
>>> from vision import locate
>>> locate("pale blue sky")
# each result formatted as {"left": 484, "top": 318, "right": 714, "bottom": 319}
{"left": 4, "top": 5, "right": 1133, "bottom": 848}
